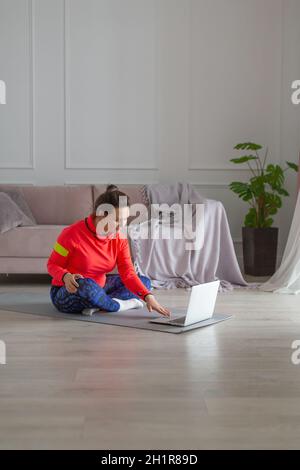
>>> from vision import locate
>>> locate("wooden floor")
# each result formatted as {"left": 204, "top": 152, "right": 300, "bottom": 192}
{"left": 0, "top": 275, "right": 300, "bottom": 450}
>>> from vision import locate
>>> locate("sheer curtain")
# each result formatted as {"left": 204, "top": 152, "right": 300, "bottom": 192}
{"left": 259, "top": 155, "right": 300, "bottom": 294}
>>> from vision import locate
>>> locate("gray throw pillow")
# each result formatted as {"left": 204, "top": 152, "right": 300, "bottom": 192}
{"left": 1, "top": 188, "right": 36, "bottom": 224}
{"left": 0, "top": 192, "right": 35, "bottom": 234}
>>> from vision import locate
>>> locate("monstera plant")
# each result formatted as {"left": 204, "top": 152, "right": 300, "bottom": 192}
{"left": 229, "top": 142, "right": 298, "bottom": 276}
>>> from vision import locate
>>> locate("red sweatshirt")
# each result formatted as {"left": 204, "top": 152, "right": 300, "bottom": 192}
{"left": 47, "top": 214, "right": 151, "bottom": 300}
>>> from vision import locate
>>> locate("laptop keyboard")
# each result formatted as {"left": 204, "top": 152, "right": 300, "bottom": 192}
{"left": 169, "top": 316, "right": 186, "bottom": 324}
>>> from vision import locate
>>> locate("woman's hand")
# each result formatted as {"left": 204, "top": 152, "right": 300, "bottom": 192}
{"left": 145, "top": 294, "right": 171, "bottom": 318}
{"left": 63, "top": 273, "right": 84, "bottom": 294}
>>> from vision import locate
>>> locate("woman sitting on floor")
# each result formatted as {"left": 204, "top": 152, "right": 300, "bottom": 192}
{"left": 47, "top": 184, "right": 170, "bottom": 317}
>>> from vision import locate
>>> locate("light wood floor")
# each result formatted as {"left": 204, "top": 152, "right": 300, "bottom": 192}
{"left": 0, "top": 275, "right": 300, "bottom": 450}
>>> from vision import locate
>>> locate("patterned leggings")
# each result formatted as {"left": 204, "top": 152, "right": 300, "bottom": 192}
{"left": 50, "top": 274, "right": 151, "bottom": 314}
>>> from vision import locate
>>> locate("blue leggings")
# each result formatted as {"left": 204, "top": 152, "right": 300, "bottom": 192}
{"left": 50, "top": 274, "right": 151, "bottom": 314}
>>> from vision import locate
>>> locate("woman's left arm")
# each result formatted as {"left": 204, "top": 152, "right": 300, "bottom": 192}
{"left": 116, "top": 238, "right": 170, "bottom": 317}
{"left": 116, "top": 237, "right": 151, "bottom": 301}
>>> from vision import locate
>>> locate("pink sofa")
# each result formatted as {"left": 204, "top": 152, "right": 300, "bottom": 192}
{"left": 0, "top": 184, "right": 145, "bottom": 274}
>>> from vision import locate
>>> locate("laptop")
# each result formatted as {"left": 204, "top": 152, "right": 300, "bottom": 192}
{"left": 149, "top": 280, "right": 225, "bottom": 327}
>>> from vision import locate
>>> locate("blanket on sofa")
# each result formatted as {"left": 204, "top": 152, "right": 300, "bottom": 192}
{"left": 129, "top": 182, "right": 252, "bottom": 292}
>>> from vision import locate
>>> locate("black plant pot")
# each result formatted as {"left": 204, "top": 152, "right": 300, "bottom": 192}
{"left": 242, "top": 227, "right": 279, "bottom": 276}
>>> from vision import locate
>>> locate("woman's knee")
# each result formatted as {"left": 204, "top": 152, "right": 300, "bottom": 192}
{"left": 54, "top": 304, "right": 81, "bottom": 314}
{"left": 51, "top": 291, "right": 86, "bottom": 314}
{"left": 58, "top": 304, "right": 83, "bottom": 314}
{"left": 50, "top": 294, "right": 80, "bottom": 314}
{"left": 77, "top": 277, "right": 99, "bottom": 294}
{"left": 50, "top": 282, "right": 87, "bottom": 313}
{"left": 76, "top": 277, "right": 107, "bottom": 306}
{"left": 77, "top": 277, "right": 97, "bottom": 287}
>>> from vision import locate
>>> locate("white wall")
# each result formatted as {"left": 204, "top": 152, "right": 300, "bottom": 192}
{"left": 0, "top": 0, "right": 299, "bottom": 259}
{"left": 279, "top": 0, "right": 300, "bottom": 252}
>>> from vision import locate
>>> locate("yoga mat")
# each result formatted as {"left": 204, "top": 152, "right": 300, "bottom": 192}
{"left": 0, "top": 292, "right": 232, "bottom": 334}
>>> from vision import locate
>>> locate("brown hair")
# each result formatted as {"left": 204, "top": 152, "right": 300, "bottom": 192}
{"left": 93, "top": 184, "right": 130, "bottom": 216}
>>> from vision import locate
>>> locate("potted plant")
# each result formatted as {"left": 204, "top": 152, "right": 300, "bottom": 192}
{"left": 229, "top": 142, "right": 299, "bottom": 276}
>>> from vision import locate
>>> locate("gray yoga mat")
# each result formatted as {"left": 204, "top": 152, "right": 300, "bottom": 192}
{"left": 0, "top": 291, "right": 232, "bottom": 334}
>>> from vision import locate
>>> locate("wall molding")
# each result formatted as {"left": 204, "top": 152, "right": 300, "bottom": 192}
{"left": 186, "top": 0, "right": 282, "bottom": 172}
{"left": 192, "top": 183, "right": 229, "bottom": 188}
{"left": 0, "top": 181, "right": 34, "bottom": 185}
{"left": 28, "top": 0, "right": 35, "bottom": 170}
{"left": 0, "top": 0, "right": 35, "bottom": 170}
{"left": 189, "top": 166, "right": 255, "bottom": 171}
{"left": 64, "top": 179, "right": 160, "bottom": 185}
{"left": 63, "top": 0, "right": 159, "bottom": 171}
{"left": 189, "top": 181, "right": 229, "bottom": 190}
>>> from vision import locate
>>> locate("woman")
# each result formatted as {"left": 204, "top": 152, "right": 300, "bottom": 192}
{"left": 47, "top": 185, "right": 170, "bottom": 317}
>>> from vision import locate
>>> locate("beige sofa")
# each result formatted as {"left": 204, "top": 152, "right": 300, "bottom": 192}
{"left": 0, "top": 184, "right": 145, "bottom": 275}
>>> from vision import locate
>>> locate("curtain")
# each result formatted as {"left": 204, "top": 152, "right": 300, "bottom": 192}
{"left": 259, "top": 154, "right": 300, "bottom": 294}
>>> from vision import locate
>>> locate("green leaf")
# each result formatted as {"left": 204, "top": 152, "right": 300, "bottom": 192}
{"left": 229, "top": 143, "right": 293, "bottom": 228}
{"left": 268, "top": 207, "right": 277, "bottom": 215}
{"left": 229, "top": 182, "right": 253, "bottom": 201}
{"left": 286, "top": 161, "right": 299, "bottom": 172}
{"left": 264, "top": 218, "right": 274, "bottom": 228}
{"left": 234, "top": 142, "right": 262, "bottom": 151}
{"left": 249, "top": 177, "right": 267, "bottom": 199}
{"left": 244, "top": 208, "right": 257, "bottom": 228}
{"left": 276, "top": 187, "right": 289, "bottom": 197}
{"left": 265, "top": 164, "right": 284, "bottom": 189}
{"left": 230, "top": 156, "right": 258, "bottom": 165}
{"left": 265, "top": 193, "right": 282, "bottom": 209}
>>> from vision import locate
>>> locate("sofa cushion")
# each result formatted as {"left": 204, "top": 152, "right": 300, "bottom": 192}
{"left": 0, "top": 225, "right": 67, "bottom": 258}
{"left": 0, "top": 224, "right": 129, "bottom": 275}
{"left": 0, "top": 192, "right": 36, "bottom": 234}
{"left": 0, "top": 187, "right": 36, "bottom": 223}
{"left": 0, "top": 185, "right": 93, "bottom": 225}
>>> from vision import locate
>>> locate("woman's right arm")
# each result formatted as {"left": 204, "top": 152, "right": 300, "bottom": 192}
{"left": 47, "top": 227, "right": 74, "bottom": 283}
{"left": 47, "top": 227, "right": 84, "bottom": 293}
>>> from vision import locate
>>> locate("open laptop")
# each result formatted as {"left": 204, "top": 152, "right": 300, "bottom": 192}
{"left": 149, "top": 280, "right": 228, "bottom": 327}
